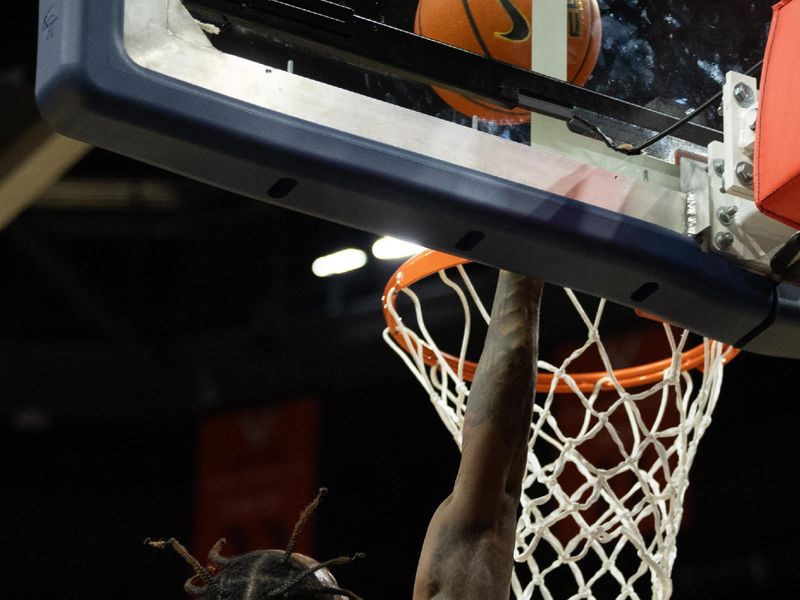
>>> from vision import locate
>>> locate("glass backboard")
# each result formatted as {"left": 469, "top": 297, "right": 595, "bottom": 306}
{"left": 35, "top": 0, "right": 800, "bottom": 357}
{"left": 181, "top": 1, "right": 770, "bottom": 147}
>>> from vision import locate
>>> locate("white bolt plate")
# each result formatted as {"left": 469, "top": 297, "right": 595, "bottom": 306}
{"left": 707, "top": 142, "right": 796, "bottom": 271}
{"left": 722, "top": 72, "right": 758, "bottom": 199}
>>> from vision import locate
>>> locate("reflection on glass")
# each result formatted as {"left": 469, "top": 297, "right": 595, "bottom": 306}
{"left": 200, "top": 0, "right": 772, "bottom": 144}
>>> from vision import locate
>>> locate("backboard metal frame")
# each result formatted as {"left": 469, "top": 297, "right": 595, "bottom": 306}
{"left": 182, "top": 0, "right": 721, "bottom": 149}
{"left": 35, "top": 0, "right": 800, "bottom": 357}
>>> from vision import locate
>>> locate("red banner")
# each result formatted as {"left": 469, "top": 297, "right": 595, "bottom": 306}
{"left": 194, "top": 398, "right": 320, "bottom": 559}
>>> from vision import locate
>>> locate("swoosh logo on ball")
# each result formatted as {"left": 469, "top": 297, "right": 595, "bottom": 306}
{"left": 495, "top": 0, "right": 530, "bottom": 42}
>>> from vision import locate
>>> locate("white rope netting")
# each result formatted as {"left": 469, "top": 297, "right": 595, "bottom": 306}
{"left": 383, "top": 263, "right": 728, "bottom": 600}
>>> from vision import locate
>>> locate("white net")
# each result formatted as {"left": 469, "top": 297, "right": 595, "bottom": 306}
{"left": 383, "top": 256, "right": 731, "bottom": 600}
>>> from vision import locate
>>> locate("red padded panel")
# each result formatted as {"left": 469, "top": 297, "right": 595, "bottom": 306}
{"left": 756, "top": 0, "right": 800, "bottom": 230}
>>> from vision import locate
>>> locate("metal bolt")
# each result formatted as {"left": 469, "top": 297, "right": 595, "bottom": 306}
{"left": 717, "top": 104, "right": 724, "bottom": 117}
{"left": 735, "top": 161, "right": 754, "bottom": 187}
{"left": 717, "top": 206, "right": 739, "bottom": 226}
{"left": 712, "top": 159, "right": 725, "bottom": 177}
{"left": 715, "top": 231, "right": 735, "bottom": 251}
{"left": 746, "top": 108, "right": 758, "bottom": 131}
{"left": 733, "top": 82, "right": 755, "bottom": 108}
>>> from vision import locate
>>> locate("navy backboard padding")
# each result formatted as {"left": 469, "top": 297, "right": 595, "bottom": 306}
{"left": 35, "top": 0, "right": 800, "bottom": 357}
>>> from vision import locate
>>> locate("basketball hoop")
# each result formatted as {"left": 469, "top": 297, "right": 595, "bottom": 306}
{"left": 382, "top": 249, "right": 738, "bottom": 600}
{"left": 383, "top": 250, "right": 739, "bottom": 394}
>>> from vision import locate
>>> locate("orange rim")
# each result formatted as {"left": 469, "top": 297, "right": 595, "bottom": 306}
{"left": 382, "top": 250, "right": 739, "bottom": 393}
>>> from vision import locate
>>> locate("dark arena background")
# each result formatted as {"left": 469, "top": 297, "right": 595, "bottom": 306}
{"left": 2, "top": 1, "right": 798, "bottom": 598}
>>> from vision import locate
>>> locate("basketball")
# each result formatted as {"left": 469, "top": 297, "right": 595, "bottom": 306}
{"left": 414, "top": 0, "right": 602, "bottom": 123}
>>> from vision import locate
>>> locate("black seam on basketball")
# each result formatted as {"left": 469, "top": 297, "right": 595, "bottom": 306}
{"left": 583, "top": 8, "right": 602, "bottom": 81}
{"left": 461, "top": 0, "right": 494, "bottom": 59}
{"left": 467, "top": 96, "right": 525, "bottom": 116}
{"left": 442, "top": 89, "right": 524, "bottom": 117}
{"left": 416, "top": 5, "right": 423, "bottom": 36}
{"left": 570, "top": 2, "right": 596, "bottom": 84}
{"left": 573, "top": 32, "right": 591, "bottom": 82}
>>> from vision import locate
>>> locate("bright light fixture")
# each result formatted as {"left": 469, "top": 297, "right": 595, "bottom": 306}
{"left": 371, "top": 236, "right": 425, "bottom": 260}
{"left": 311, "top": 248, "right": 368, "bottom": 277}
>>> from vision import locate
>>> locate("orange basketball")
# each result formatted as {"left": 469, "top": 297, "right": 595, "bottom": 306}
{"left": 414, "top": 0, "right": 602, "bottom": 124}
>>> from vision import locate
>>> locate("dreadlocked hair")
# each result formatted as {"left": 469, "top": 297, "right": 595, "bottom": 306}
{"left": 147, "top": 488, "right": 364, "bottom": 599}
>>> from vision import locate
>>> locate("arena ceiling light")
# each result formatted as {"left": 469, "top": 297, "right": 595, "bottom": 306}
{"left": 371, "top": 237, "right": 425, "bottom": 260}
{"left": 311, "top": 248, "right": 368, "bottom": 278}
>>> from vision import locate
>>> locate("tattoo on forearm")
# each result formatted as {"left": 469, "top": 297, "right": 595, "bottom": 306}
{"left": 464, "top": 272, "right": 542, "bottom": 441}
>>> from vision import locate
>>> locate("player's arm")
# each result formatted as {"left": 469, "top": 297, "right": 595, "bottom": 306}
{"left": 413, "top": 270, "right": 543, "bottom": 600}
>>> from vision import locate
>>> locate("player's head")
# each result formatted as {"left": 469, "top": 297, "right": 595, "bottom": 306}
{"left": 148, "top": 489, "right": 363, "bottom": 599}
{"left": 179, "top": 547, "right": 361, "bottom": 599}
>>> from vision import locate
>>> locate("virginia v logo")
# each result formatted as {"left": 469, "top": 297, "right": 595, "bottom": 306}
{"left": 494, "top": 0, "right": 530, "bottom": 42}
